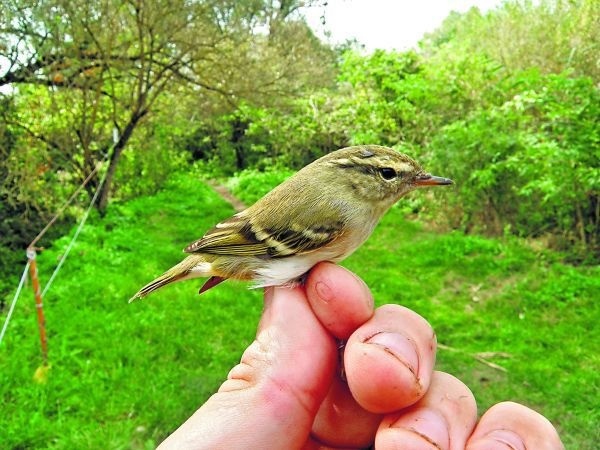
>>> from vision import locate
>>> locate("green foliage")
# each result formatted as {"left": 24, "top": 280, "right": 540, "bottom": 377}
{"left": 422, "top": 0, "right": 600, "bottom": 80}
{"left": 431, "top": 70, "right": 599, "bottom": 259}
{"left": 113, "top": 120, "right": 190, "bottom": 201}
{"left": 181, "top": 100, "right": 347, "bottom": 176}
{"left": 226, "top": 166, "right": 294, "bottom": 205}
{"left": 0, "top": 0, "right": 336, "bottom": 228}
{"left": 333, "top": 50, "right": 424, "bottom": 145}
{"left": 1, "top": 174, "right": 597, "bottom": 448}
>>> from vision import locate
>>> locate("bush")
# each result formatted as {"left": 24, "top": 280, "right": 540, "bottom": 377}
{"left": 226, "top": 166, "right": 294, "bottom": 205}
{"left": 430, "top": 70, "right": 599, "bottom": 260}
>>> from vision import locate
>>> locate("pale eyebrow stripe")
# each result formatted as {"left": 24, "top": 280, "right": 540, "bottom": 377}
{"left": 328, "top": 157, "right": 377, "bottom": 174}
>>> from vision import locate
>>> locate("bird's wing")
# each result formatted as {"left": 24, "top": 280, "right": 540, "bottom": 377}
{"left": 184, "top": 212, "right": 345, "bottom": 258}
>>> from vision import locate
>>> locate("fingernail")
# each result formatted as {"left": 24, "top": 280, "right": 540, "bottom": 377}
{"left": 315, "top": 281, "right": 332, "bottom": 303}
{"left": 479, "top": 429, "right": 526, "bottom": 450}
{"left": 365, "top": 331, "right": 419, "bottom": 375}
{"left": 392, "top": 408, "right": 450, "bottom": 449}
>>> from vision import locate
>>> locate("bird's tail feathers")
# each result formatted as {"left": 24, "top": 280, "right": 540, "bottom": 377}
{"left": 129, "top": 255, "right": 209, "bottom": 302}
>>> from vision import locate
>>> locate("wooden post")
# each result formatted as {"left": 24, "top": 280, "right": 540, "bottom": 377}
{"left": 27, "top": 248, "right": 48, "bottom": 364}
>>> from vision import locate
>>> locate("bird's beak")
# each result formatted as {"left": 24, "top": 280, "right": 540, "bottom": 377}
{"left": 413, "top": 173, "right": 454, "bottom": 187}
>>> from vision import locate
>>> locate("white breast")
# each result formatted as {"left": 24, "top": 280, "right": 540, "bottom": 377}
{"left": 252, "top": 252, "right": 331, "bottom": 287}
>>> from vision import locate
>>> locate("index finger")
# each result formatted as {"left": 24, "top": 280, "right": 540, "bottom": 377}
{"left": 305, "top": 262, "right": 375, "bottom": 339}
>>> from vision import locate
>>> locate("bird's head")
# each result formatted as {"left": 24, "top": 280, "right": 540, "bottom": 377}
{"left": 320, "top": 145, "right": 453, "bottom": 210}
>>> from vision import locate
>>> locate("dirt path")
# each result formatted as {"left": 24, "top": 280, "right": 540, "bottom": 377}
{"left": 205, "top": 179, "right": 246, "bottom": 212}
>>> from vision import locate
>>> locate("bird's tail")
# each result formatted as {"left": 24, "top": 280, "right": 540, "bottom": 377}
{"left": 129, "top": 255, "right": 208, "bottom": 302}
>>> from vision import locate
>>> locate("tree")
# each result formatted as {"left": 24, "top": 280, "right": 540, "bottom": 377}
{"left": 0, "top": 0, "right": 334, "bottom": 214}
{"left": 421, "top": 0, "right": 600, "bottom": 80}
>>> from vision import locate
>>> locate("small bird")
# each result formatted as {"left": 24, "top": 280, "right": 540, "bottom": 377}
{"left": 130, "top": 145, "right": 452, "bottom": 301}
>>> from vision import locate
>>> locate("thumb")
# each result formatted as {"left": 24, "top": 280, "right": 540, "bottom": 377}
{"left": 158, "top": 286, "right": 337, "bottom": 450}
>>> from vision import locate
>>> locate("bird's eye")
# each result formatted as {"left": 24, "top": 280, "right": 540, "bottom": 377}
{"left": 379, "top": 167, "right": 397, "bottom": 180}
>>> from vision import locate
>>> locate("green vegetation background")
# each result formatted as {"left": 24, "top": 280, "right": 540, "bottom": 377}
{"left": 1, "top": 0, "right": 599, "bottom": 448}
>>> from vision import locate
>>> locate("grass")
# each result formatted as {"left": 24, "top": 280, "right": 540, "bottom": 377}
{"left": 1, "top": 171, "right": 598, "bottom": 449}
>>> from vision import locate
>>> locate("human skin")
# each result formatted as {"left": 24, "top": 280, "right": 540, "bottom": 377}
{"left": 158, "top": 262, "right": 564, "bottom": 450}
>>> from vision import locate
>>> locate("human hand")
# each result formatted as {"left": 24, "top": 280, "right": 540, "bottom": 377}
{"left": 158, "top": 262, "right": 564, "bottom": 449}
